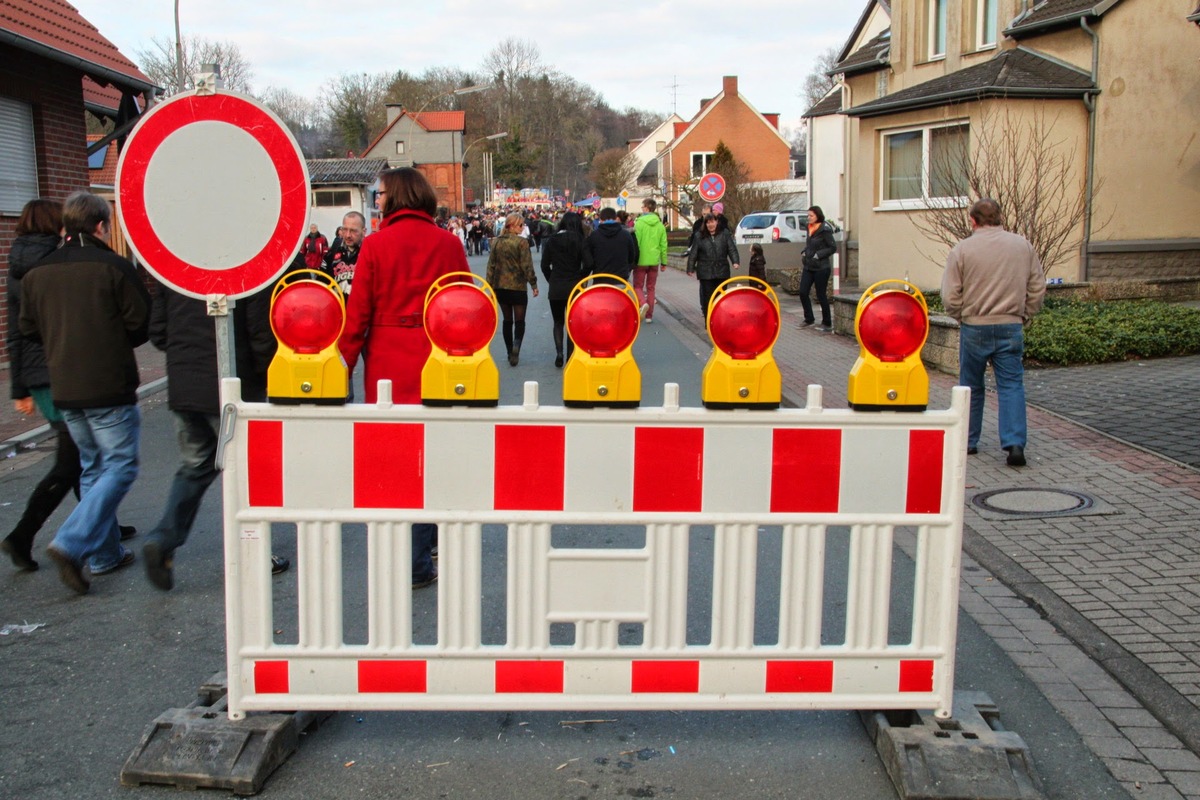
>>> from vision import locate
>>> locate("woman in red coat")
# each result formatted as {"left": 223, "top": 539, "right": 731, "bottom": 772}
{"left": 338, "top": 168, "right": 466, "bottom": 590}
{"left": 339, "top": 168, "right": 468, "bottom": 405}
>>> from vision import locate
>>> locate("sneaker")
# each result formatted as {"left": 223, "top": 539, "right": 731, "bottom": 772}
{"left": 817, "top": 324, "right": 834, "bottom": 333}
{"left": 799, "top": 320, "right": 815, "bottom": 328}
{"left": 1, "top": 535, "right": 38, "bottom": 571}
{"left": 119, "top": 525, "right": 137, "bottom": 540}
{"left": 639, "top": 303, "right": 649, "bottom": 320}
{"left": 143, "top": 541, "right": 173, "bottom": 591}
{"left": 90, "top": 546, "right": 135, "bottom": 576}
{"left": 46, "top": 546, "right": 89, "bottom": 595}
{"left": 412, "top": 569, "right": 438, "bottom": 590}
{"left": 644, "top": 316, "right": 654, "bottom": 324}
{"left": 271, "top": 554, "right": 290, "bottom": 574}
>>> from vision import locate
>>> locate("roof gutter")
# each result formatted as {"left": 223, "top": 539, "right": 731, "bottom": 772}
{"left": 846, "top": 86, "right": 1090, "bottom": 118}
{"left": 0, "top": 30, "right": 158, "bottom": 95}
{"left": 1079, "top": 18, "right": 1101, "bottom": 281}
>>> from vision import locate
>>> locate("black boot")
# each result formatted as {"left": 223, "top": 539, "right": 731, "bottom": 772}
{"left": 1, "top": 532, "right": 37, "bottom": 571}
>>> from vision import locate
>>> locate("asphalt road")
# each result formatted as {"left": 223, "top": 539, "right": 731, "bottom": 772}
{"left": 0, "top": 253, "right": 1130, "bottom": 799}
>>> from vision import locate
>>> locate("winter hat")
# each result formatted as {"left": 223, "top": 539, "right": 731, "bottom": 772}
{"left": 712, "top": 202, "right": 724, "bottom": 214}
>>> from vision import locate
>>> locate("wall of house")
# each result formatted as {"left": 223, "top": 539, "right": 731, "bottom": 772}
{"left": 419, "top": 164, "right": 465, "bottom": 214}
{"left": 0, "top": 53, "right": 90, "bottom": 359}
{"left": 808, "top": 113, "right": 846, "bottom": 226}
{"left": 851, "top": 99, "right": 1088, "bottom": 291}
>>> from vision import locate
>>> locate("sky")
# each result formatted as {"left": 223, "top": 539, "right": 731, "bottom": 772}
{"left": 70, "top": 0, "right": 866, "bottom": 137}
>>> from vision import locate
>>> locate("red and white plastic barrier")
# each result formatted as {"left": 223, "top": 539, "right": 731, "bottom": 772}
{"left": 220, "top": 380, "right": 969, "bottom": 718}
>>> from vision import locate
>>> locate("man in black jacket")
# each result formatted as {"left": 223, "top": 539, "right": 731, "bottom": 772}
{"left": 19, "top": 191, "right": 150, "bottom": 594}
{"left": 141, "top": 283, "right": 284, "bottom": 591}
{"left": 586, "top": 207, "right": 638, "bottom": 284}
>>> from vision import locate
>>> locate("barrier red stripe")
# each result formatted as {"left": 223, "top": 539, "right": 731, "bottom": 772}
{"left": 634, "top": 428, "right": 703, "bottom": 512}
{"left": 495, "top": 660, "right": 564, "bottom": 693}
{"left": 770, "top": 429, "right": 842, "bottom": 512}
{"left": 765, "top": 660, "right": 834, "bottom": 693}
{"left": 254, "top": 660, "right": 289, "bottom": 694}
{"left": 354, "top": 423, "right": 424, "bottom": 508}
{"left": 247, "top": 420, "right": 283, "bottom": 507}
{"left": 495, "top": 425, "right": 565, "bottom": 510}
{"left": 358, "top": 660, "right": 427, "bottom": 693}
{"left": 631, "top": 660, "right": 700, "bottom": 693}
{"left": 899, "top": 660, "right": 935, "bottom": 692}
{"left": 906, "top": 430, "right": 944, "bottom": 514}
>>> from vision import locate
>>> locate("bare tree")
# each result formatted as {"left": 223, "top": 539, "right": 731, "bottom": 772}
{"left": 588, "top": 148, "right": 641, "bottom": 196}
{"left": 802, "top": 47, "right": 840, "bottom": 108}
{"left": 322, "top": 71, "right": 392, "bottom": 155}
{"left": 909, "top": 104, "right": 1095, "bottom": 275}
{"left": 135, "top": 35, "right": 254, "bottom": 95}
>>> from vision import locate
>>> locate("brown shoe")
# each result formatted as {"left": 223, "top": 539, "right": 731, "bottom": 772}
{"left": 46, "top": 546, "right": 90, "bottom": 595}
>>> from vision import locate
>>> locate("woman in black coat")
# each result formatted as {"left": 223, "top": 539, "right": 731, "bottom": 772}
{"left": 1, "top": 199, "right": 133, "bottom": 571}
{"left": 799, "top": 205, "right": 838, "bottom": 330}
{"left": 540, "top": 212, "right": 593, "bottom": 367}
{"left": 686, "top": 213, "right": 741, "bottom": 322}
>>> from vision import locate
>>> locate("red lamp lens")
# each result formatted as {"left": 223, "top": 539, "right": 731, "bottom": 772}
{"left": 425, "top": 284, "right": 497, "bottom": 356}
{"left": 708, "top": 288, "right": 779, "bottom": 359}
{"left": 567, "top": 286, "right": 639, "bottom": 357}
{"left": 271, "top": 282, "right": 343, "bottom": 354}
{"left": 771, "top": 227, "right": 780, "bottom": 241}
{"left": 858, "top": 291, "right": 927, "bottom": 362}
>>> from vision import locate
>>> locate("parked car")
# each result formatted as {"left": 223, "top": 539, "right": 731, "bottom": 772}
{"left": 733, "top": 210, "right": 805, "bottom": 245}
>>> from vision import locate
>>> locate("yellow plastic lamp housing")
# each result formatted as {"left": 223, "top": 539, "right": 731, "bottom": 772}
{"left": 562, "top": 277, "right": 642, "bottom": 408}
{"left": 701, "top": 277, "right": 782, "bottom": 409}
{"left": 267, "top": 270, "right": 348, "bottom": 404}
{"left": 847, "top": 280, "right": 930, "bottom": 411}
{"left": 420, "top": 272, "right": 500, "bottom": 407}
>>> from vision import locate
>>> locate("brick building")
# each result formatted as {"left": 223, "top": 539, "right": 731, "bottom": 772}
{"left": 1, "top": 0, "right": 156, "bottom": 359}
{"left": 361, "top": 107, "right": 469, "bottom": 214}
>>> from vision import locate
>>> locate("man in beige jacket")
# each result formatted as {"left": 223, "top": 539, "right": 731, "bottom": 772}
{"left": 941, "top": 198, "right": 1045, "bottom": 467}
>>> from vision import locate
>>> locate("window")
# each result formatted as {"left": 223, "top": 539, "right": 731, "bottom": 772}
{"left": 880, "top": 123, "right": 969, "bottom": 208}
{"left": 0, "top": 97, "right": 38, "bottom": 214}
{"left": 977, "top": 0, "right": 998, "bottom": 48}
{"left": 928, "top": 0, "right": 948, "bottom": 58}
{"left": 690, "top": 152, "right": 714, "bottom": 178}
{"left": 655, "top": 140, "right": 666, "bottom": 152}
{"left": 313, "top": 190, "right": 351, "bottom": 207}
{"left": 396, "top": 140, "right": 406, "bottom": 155}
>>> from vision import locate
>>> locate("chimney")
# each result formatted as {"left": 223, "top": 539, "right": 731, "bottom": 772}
{"left": 386, "top": 103, "right": 403, "bottom": 125}
{"left": 723, "top": 76, "right": 738, "bottom": 97}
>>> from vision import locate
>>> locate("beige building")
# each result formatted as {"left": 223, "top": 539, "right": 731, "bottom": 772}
{"left": 828, "top": 0, "right": 1200, "bottom": 291}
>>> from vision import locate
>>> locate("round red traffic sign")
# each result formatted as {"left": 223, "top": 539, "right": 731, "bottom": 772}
{"left": 698, "top": 172, "right": 726, "bottom": 203}
{"left": 117, "top": 91, "right": 309, "bottom": 300}
{"left": 592, "top": 196, "right": 602, "bottom": 210}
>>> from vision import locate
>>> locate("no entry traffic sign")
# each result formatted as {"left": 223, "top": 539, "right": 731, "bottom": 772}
{"left": 698, "top": 172, "right": 726, "bottom": 203}
{"left": 117, "top": 90, "right": 310, "bottom": 300}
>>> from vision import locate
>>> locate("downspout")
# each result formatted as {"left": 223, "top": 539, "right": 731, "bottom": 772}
{"left": 1080, "top": 18, "right": 1100, "bottom": 281}
{"left": 840, "top": 76, "right": 852, "bottom": 291}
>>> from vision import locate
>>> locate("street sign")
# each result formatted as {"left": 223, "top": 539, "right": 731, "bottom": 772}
{"left": 698, "top": 172, "right": 726, "bottom": 203}
{"left": 117, "top": 90, "right": 310, "bottom": 300}
{"left": 592, "top": 196, "right": 602, "bottom": 210}
{"left": 616, "top": 197, "right": 626, "bottom": 208}
{"left": 619, "top": 189, "right": 630, "bottom": 200}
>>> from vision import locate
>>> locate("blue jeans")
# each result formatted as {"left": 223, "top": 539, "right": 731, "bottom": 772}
{"left": 55, "top": 405, "right": 141, "bottom": 571}
{"left": 413, "top": 523, "right": 436, "bottom": 582}
{"left": 146, "top": 412, "right": 220, "bottom": 557}
{"left": 958, "top": 323, "right": 1027, "bottom": 450}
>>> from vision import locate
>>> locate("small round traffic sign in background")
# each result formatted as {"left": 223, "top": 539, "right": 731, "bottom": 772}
{"left": 117, "top": 91, "right": 310, "bottom": 300}
{"left": 698, "top": 172, "right": 726, "bottom": 203}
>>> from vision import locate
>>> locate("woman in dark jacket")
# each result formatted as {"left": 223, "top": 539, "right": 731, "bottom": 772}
{"left": 1, "top": 199, "right": 132, "bottom": 571}
{"left": 799, "top": 205, "right": 838, "bottom": 330}
{"left": 540, "top": 211, "right": 593, "bottom": 367}
{"left": 686, "top": 213, "right": 741, "bottom": 322}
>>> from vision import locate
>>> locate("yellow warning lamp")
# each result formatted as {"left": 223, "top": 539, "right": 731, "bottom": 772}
{"left": 420, "top": 272, "right": 500, "bottom": 407}
{"left": 562, "top": 277, "right": 642, "bottom": 408}
{"left": 267, "top": 270, "right": 348, "bottom": 404}
{"left": 847, "top": 280, "right": 930, "bottom": 411}
{"left": 701, "top": 277, "right": 782, "bottom": 409}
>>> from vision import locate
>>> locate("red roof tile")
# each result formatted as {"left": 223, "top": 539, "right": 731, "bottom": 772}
{"left": 86, "top": 133, "right": 118, "bottom": 187}
{"left": 82, "top": 75, "right": 122, "bottom": 113}
{"left": 413, "top": 110, "right": 466, "bottom": 132}
{"left": 0, "top": 0, "right": 154, "bottom": 91}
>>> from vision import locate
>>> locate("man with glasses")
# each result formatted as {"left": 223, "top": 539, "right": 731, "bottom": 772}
{"left": 324, "top": 211, "right": 366, "bottom": 297}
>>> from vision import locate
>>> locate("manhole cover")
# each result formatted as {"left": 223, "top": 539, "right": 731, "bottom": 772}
{"left": 972, "top": 488, "right": 1095, "bottom": 518}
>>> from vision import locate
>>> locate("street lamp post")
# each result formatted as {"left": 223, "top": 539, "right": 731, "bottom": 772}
{"left": 461, "top": 132, "right": 507, "bottom": 209}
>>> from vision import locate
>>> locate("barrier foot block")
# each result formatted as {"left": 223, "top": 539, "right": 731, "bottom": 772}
{"left": 120, "top": 671, "right": 330, "bottom": 796}
{"left": 861, "top": 691, "right": 1045, "bottom": 800}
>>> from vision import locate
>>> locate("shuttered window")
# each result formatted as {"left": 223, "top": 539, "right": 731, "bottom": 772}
{"left": 0, "top": 97, "right": 38, "bottom": 214}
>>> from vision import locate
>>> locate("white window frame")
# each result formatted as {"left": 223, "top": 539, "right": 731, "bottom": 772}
{"left": 928, "top": 0, "right": 948, "bottom": 59}
{"left": 690, "top": 151, "right": 714, "bottom": 178}
{"left": 876, "top": 121, "right": 970, "bottom": 211}
{"left": 0, "top": 97, "right": 39, "bottom": 215}
{"left": 396, "top": 140, "right": 406, "bottom": 155}
{"left": 976, "top": 0, "right": 999, "bottom": 49}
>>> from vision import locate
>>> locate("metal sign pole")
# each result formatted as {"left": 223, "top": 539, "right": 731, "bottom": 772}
{"left": 207, "top": 294, "right": 236, "bottom": 381}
